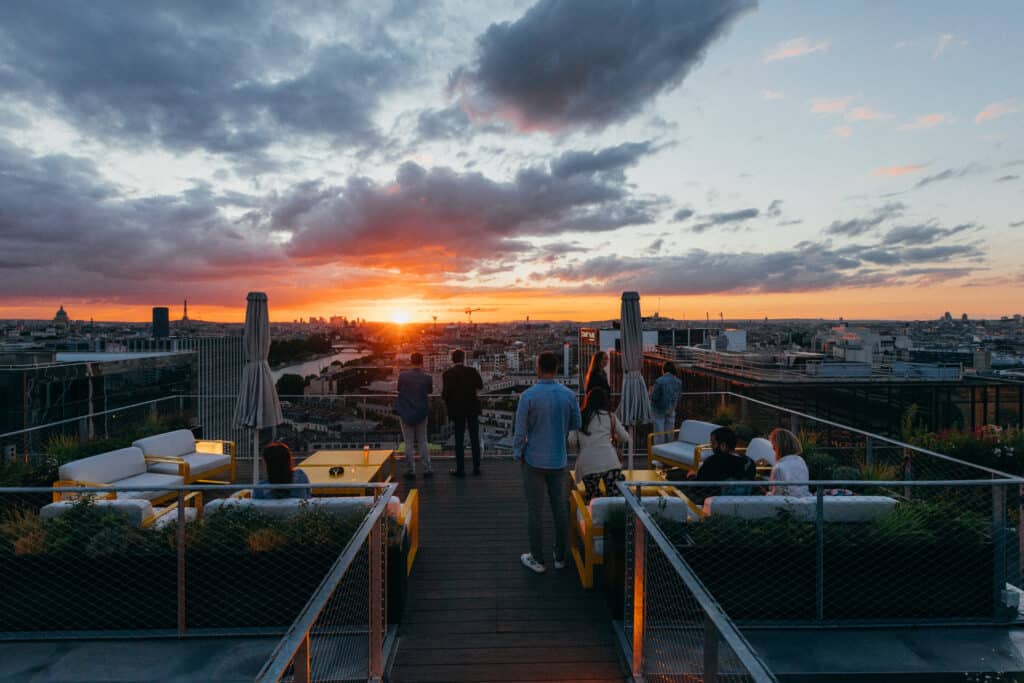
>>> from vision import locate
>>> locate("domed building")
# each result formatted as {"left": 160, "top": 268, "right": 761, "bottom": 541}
{"left": 53, "top": 305, "right": 70, "bottom": 329}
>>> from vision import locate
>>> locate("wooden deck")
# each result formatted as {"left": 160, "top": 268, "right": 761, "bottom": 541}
{"left": 391, "top": 458, "right": 626, "bottom": 682}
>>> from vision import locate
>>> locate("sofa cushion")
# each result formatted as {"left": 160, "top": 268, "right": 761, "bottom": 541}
{"left": 40, "top": 499, "right": 155, "bottom": 528}
{"left": 150, "top": 507, "right": 199, "bottom": 530}
{"left": 58, "top": 447, "right": 148, "bottom": 484}
{"left": 113, "top": 472, "right": 185, "bottom": 500}
{"left": 205, "top": 495, "right": 402, "bottom": 520}
{"left": 147, "top": 453, "right": 231, "bottom": 477}
{"left": 580, "top": 496, "right": 699, "bottom": 559}
{"left": 679, "top": 420, "right": 719, "bottom": 446}
{"left": 746, "top": 437, "right": 776, "bottom": 466}
{"left": 133, "top": 429, "right": 197, "bottom": 459}
{"left": 703, "top": 495, "right": 898, "bottom": 522}
{"left": 651, "top": 441, "right": 710, "bottom": 467}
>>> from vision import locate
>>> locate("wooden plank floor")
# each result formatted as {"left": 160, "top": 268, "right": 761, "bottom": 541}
{"left": 391, "top": 458, "right": 626, "bottom": 683}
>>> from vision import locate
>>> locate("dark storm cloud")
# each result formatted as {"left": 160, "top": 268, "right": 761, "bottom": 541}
{"left": 547, "top": 235, "right": 979, "bottom": 295}
{"left": 0, "top": 3, "right": 407, "bottom": 160}
{"left": 269, "top": 142, "right": 665, "bottom": 272}
{"left": 691, "top": 208, "right": 759, "bottom": 233}
{"left": 825, "top": 201, "right": 906, "bottom": 237}
{"left": 450, "top": 0, "right": 756, "bottom": 131}
{"left": 673, "top": 208, "right": 695, "bottom": 222}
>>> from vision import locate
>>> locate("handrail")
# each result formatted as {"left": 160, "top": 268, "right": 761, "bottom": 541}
{"left": 617, "top": 480, "right": 779, "bottom": 682}
{"left": 256, "top": 482, "right": 397, "bottom": 683}
{"left": 0, "top": 395, "right": 186, "bottom": 439}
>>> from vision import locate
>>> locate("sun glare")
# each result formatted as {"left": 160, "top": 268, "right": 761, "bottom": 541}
{"left": 391, "top": 310, "right": 410, "bottom": 324}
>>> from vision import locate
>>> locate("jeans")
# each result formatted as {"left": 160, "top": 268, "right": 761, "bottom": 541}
{"left": 452, "top": 414, "right": 482, "bottom": 473}
{"left": 400, "top": 420, "right": 430, "bottom": 473}
{"left": 522, "top": 462, "right": 568, "bottom": 565}
{"left": 652, "top": 411, "right": 676, "bottom": 445}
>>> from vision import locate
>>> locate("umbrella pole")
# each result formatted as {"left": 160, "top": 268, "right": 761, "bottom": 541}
{"left": 253, "top": 430, "right": 260, "bottom": 485}
{"left": 628, "top": 425, "right": 635, "bottom": 472}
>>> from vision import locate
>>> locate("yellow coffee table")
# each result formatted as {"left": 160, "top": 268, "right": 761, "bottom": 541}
{"left": 302, "top": 449, "right": 395, "bottom": 479}
{"left": 298, "top": 463, "right": 388, "bottom": 496}
{"left": 571, "top": 468, "right": 668, "bottom": 497}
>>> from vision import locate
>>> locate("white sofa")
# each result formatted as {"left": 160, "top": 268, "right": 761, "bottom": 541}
{"left": 570, "top": 492, "right": 700, "bottom": 589}
{"left": 206, "top": 491, "right": 420, "bottom": 574}
{"left": 649, "top": 419, "right": 719, "bottom": 471}
{"left": 132, "top": 429, "right": 235, "bottom": 483}
{"left": 40, "top": 496, "right": 201, "bottom": 529}
{"left": 703, "top": 495, "right": 899, "bottom": 522}
{"left": 55, "top": 446, "right": 185, "bottom": 503}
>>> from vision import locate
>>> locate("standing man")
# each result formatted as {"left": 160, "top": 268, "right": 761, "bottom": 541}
{"left": 442, "top": 349, "right": 484, "bottom": 477}
{"left": 395, "top": 352, "right": 433, "bottom": 480}
{"left": 513, "top": 351, "right": 582, "bottom": 574}
{"left": 650, "top": 361, "right": 682, "bottom": 445}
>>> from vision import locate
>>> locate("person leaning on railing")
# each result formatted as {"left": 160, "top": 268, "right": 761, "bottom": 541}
{"left": 571, "top": 387, "right": 631, "bottom": 503}
{"left": 254, "top": 442, "right": 311, "bottom": 500}
{"left": 767, "top": 428, "right": 810, "bottom": 497}
{"left": 650, "top": 361, "right": 682, "bottom": 445}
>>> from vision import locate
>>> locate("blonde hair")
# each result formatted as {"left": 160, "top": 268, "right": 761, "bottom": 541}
{"left": 769, "top": 428, "right": 803, "bottom": 457}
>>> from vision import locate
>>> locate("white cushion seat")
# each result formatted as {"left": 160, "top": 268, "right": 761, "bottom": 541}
{"left": 650, "top": 419, "right": 719, "bottom": 468}
{"left": 746, "top": 437, "right": 776, "bottom": 466}
{"left": 58, "top": 446, "right": 148, "bottom": 483}
{"left": 146, "top": 453, "right": 231, "bottom": 476}
{"left": 133, "top": 430, "right": 197, "bottom": 458}
{"left": 581, "top": 496, "right": 699, "bottom": 559}
{"left": 205, "top": 495, "right": 402, "bottom": 520}
{"left": 703, "top": 495, "right": 899, "bottom": 522}
{"left": 113, "top": 472, "right": 186, "bottom": 500}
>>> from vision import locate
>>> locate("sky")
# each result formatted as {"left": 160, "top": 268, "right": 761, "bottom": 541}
{"left": 0, "top": 0, "right": 1021, "bottom": 324}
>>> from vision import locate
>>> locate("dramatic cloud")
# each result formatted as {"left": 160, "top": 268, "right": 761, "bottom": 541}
{"left": 899, "top": 113, "right": 949, "bottom": 130}
{"left": 825, "top": 202, "right": 906, "bottom": 237}
{"left": 913, "top": 165, "right": 981, "bottom": 189}
{"left": 975, "top": 100, "right": 1023, "bottom": 124}
{"left": 449, "top": 0, "right": 756, "bottom": 131}
{"left": 0, "top": 3, "right": 409, "bottom": 160}
{"left": 550, "top": 141, "right": 655, "bottom": 179}
{"left": 873, "top": 164, "right": 928, "bottom": 177}
{"left": 883, "top": 222, "right": 978, "bottom": 245}
{"left": 764, "top": 37, "right": 830, "bottom": 63}
{"left": 811, "top": 97, "right": 853, "bottom": 114}
{"left": 691, "top": 208, "right": 759, "bottom": 233}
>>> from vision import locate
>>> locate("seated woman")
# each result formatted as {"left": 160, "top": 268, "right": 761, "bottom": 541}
{"left": 573, "top": 388, "right": 631, "bottom": 503}
{"left": 768, "top": 428, "right": 810, "bottom": 497}
{"left": 254, "top": 442, "right": 312, "bottom": 500}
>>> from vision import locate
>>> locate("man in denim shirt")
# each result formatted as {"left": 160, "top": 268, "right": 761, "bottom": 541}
{"left": 395, "top": 353, "right": 433, "bottom": 479}
{"left": 650, "top": 361, "right": 682, "bottom": 445}
{"left": 513, "top": 352, "right": 582, "bottom": 573}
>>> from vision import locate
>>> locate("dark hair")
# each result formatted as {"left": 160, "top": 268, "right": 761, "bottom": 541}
{"left": 410, "top": 352, "right": 423, "bottom": 365}
{"left": 262, "top": 442, "right": 295, "bottom": 498}
{"left": 585, "top": 351, "right": 607, "bottom": 387}
{"left": 451, "top": 349, "right": 465, "bottom": 363}
{"left": 580, "top": 388, "right": 610, "bottom": 435}
{"left": 662, "top": 361, "right": 677, "bottom": 376}
{"left": 710, "top": 426, "right": 737, "bottom": 451}
{"left": 537, "top": 351, "right": 559, "bottom": 374}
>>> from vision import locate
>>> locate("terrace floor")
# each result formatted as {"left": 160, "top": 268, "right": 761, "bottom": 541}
{"left": 391, "top": 457, "right": 627, "bottom": 683}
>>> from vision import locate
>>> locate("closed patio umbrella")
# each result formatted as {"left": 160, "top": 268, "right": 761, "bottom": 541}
{"left": 615, "top": 291, "right": 652, "bottom": 471}
{"left": 233, "top": 292, "right": 284, "bottom": 484}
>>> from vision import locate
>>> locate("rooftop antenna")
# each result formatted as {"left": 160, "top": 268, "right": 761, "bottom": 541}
{"left": 182, "top": 299, "right": 189, "bottom": 322}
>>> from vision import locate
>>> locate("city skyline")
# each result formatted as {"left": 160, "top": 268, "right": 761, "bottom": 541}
{"left": 0, "top": 1, "right": 1022, "bottom": 324}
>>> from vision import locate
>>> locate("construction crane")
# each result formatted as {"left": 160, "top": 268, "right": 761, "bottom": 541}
{"left": 464, "top": 307, "right": 482, "bottom": 324}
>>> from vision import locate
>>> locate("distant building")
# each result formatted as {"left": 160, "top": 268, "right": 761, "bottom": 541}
{"left": 53, "top": 305, "right": 70, "bottom": 329}
{"left": 152, "top": 307, "right": 170, "bottom": 338}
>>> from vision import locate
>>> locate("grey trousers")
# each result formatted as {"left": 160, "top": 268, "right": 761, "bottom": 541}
{"left": 522, "top": 462, "right": 568, "bottom": 565}
{"left": 400, "top": 420, "right": 430, "bottom": 473}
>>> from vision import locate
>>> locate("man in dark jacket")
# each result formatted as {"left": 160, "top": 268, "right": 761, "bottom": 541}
{"left": 690, "top": 426, "right": 756, "bottom": 503}
{"left": 442, "top": 349, "right": 484, "bottom": 476}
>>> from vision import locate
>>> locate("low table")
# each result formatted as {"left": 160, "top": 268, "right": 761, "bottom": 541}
{"left": 302, "top": 449, "right": 395, "bottom": 479}
{"left": 571, "top": 468, "right": 669, "bottom": 497}
{"left": 298, "top": 450, "right": 393, "bottom": 496}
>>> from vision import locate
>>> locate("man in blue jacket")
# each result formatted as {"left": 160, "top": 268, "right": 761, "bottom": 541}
{"left": 395, "top": 352, "right": 433, "bottom": 479}
{"left": 513, "top": 351, "right": 582, "bottom": 574}
{"left": 650, "top": 361, "right": 682, "bottom": 445}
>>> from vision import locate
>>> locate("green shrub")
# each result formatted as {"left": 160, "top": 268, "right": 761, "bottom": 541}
{"left": 832, "top": 466, "right": 861, "bottom": 481}
{"left": 712, "top": 406, "right": 737, "bottom": 426}
{"left": 805, "top": 452, "right": 836, "bottom": 480}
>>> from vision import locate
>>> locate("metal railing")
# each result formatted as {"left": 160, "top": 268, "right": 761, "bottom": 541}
{"left": 0, "top": 481, "right": 395, "bottom": 682}
{"left": 618, "top": 480, "right": 778, "bottom": 682}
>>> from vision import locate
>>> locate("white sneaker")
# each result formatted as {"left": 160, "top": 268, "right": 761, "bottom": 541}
{"left": 520, "top": 553, "right": 546, "bottom": 574}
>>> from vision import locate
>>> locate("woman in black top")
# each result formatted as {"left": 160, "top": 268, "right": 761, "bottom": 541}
{"left": 584, "top": 351, "right": 610, "bottom": 394}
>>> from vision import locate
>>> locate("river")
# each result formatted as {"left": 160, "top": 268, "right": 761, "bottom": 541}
{"left": 271, "top": 350, "right": 369, "bottom": 380}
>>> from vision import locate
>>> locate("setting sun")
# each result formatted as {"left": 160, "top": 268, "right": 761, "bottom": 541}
{"left": 390, "top": 310, "right": 410, "bottom": 324}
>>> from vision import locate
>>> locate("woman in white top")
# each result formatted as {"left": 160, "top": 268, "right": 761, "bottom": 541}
{"left": 574, "top": 388, "right": 631, "bottom": 502}
{"left": 768, "top": 428, "right": 810, "bottom": 497}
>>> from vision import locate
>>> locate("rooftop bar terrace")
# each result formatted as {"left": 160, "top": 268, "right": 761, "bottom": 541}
{"left": 2, "top": 391, "right": 1024, "bottom": 681}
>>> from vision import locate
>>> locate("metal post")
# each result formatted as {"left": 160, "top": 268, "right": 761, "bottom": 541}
{"left": 993, "top": 483, "right": 1008, "bottom": 619}
{"left": 293, "top": 633, "right": 311, "bottom": 683}
{"left": 176, "top": 490, "right": 186, "bottom": 637}
{"left": 703, "top": 614, "right": 719, "bottom": 683}
{"left": 368, "top": 490, "right": 384, "bottom": 682}
{"left": 865, "top": 436, "right": 874, "bottom": 466}
{"left": 815, "top": 487, "right": 824, "bottom": 621}
{"left": 631, "top": 511, "right": 646, "bottom": 681}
